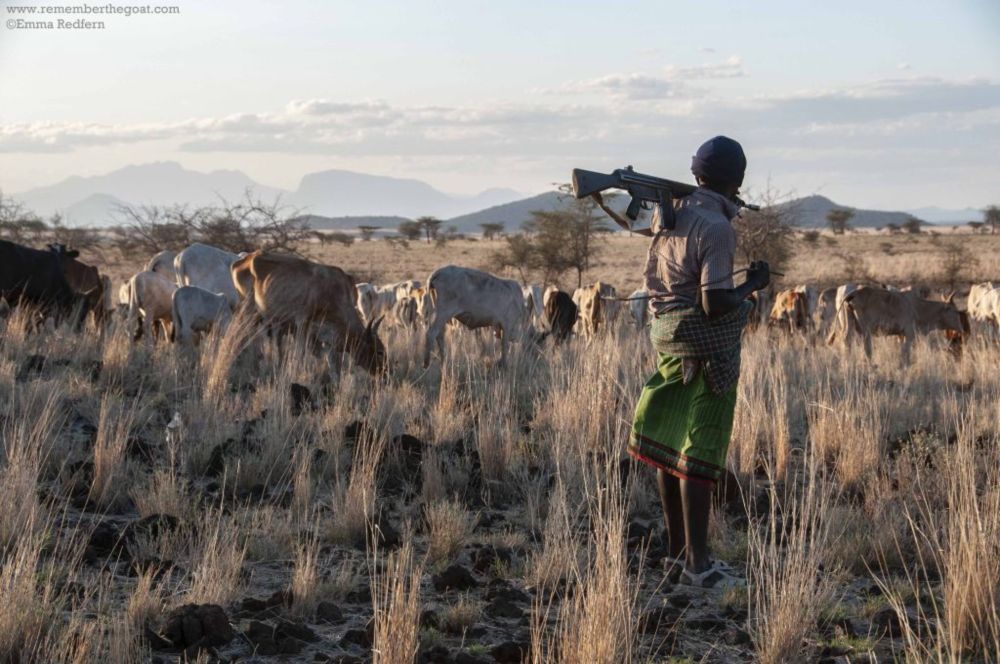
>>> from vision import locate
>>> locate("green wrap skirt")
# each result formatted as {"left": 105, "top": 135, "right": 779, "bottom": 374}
{"left": 628, "top": 353, "right": 737, "bottom": 485}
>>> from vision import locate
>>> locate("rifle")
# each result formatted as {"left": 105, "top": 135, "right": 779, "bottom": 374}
{"left": 571, "top": 165, "right": 760, "bottom": 230}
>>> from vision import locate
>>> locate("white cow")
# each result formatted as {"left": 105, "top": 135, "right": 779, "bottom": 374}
{"left": 174, "top": 243, "right": 242, "bottom": 307}
{"left": 374, "top": 285, "right": 397, "bottom": 321}
{"left": 969, "top": 282, "right": 1000, "bottom": 337}
{"left": 390, "top": 280, "right": 421, "bottom": 301}
{"left": 423, "top": 265, "right": 540, "bottom": 367}
{"left": 145, "top": 250, "right": 178, "bottom": 281}
{"left": 127, "top": 270, "right": 177, "bottom": 343}
{"left": 523, "top": 284, "right": 544, "bottom": 329}
{"left": 172, "top": 286, "right": 234, "bottom": 346}
{"left": 543, "top": 285, "right": 558, "bottom": 311}
{"left": 826, "top": 283, "right": 860, "bottom": 344}
{"left": 355, "top": 282, "right": 378, "bottom": 324}
{"left": 627, "top": 289, "right": 649, "bottom": 328}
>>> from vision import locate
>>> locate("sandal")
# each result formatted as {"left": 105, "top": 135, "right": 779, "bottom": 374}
{"left": 679, "top": 560, "right": 746, "bottom": 590}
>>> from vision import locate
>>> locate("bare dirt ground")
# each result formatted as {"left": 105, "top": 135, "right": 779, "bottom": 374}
{"left": 1, "top": 232, "right": 998, "bottom": 663}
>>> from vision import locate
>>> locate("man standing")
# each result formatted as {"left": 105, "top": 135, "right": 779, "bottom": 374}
{"left": 593, "top": 136, "right": 769, "bottom": 589}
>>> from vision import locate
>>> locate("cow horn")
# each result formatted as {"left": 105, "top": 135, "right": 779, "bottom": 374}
{"left": 370, "top": 315, "right": 385, "bottom": 336}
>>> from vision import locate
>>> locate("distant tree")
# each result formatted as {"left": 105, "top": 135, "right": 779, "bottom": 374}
{"left": 416, "top": 216, "right": 444, "bottom": 244}
{"left": 801, "top": 230, "right": 820, "bottom": 245}
{"left": 826, "top": 208, "right": 854, "bottom": 235}
{"left": 480, "top": 222, "right": 504, "bottom": 240}
{"left": 884, "top": 223, "right": 901, "bottom": 235}
{"left": 967, "top": 221, "right": 985, "bottom": 234}
{"left": 0, "top": 192, "right": 48, "bottom": 244}
{"left": 902, "top": 217, "right": 923, "bottom": 234}
{"left": 493, "top": 184, "right": 610, "bottom": 287}
{"left": 731, "top": 179, "right": 797, "bottom": 275}
{"left": 397, "top": 220, "right": 422, "bottom": 241}
{"left": 385, "top": 236, "right": 410, "bottom": 251}
{"left": 317, "top": 231, "right": 355, "bottom": 247}
{"left": 358, "top": 225, "right": 380, "bottom": 241}
{"left": 984, "top": 205, "right": 1000, "bottom": 235}
{"left": 939, "top": 241, "right": 980, "bottom": 291}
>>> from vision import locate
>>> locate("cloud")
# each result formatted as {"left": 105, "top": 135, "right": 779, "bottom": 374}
{"left": 664, "top": 55, "right": 744, "bottom": 80}
{"left": 553, "top": 73, "right": 697, "bottom": 101}
{"left": 897, "top": 62, "right": 912, "bottom": 70}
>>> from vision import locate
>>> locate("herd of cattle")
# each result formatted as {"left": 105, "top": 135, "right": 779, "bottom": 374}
{"left": 2, "top": 238, "right": 998, "bottom": 375}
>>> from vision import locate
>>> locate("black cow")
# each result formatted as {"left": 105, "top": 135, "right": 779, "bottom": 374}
{"left": 0, "top": 239, "right": 99, "bottom": 327}
{"left": 545, "top": 290, "right": 578, "bottom": 344}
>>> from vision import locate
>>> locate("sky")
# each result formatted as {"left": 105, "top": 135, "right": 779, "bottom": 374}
{"left": 1, "top": 0, "right": 998, "bottom": 209}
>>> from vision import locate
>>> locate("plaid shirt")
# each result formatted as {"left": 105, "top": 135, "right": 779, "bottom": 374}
{"left": 649, "top": 301, "right": 752, "bottom": 394}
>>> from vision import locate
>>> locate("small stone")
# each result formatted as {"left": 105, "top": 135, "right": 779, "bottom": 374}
{"left": 290, "top": 383, "right": 314, "bottom": 415}
{"left": 490, "top": 640, "right": 530, "bottom": 663}
{"left": 487, "top": 598, "right": 523, "bottom": 620}
{"left": 161, "top": 604, "right": 234, "bottom": 650}
{"left": 316, "top": 600, "right": 344, "bottom": 624}
{"left": 433, "top": 564, "right": 479, "bottom": 592}
{"left": 275, "top": 619, "right": 318, "bottom": 643}
{"left": 872, "top": 607, "right": 905, "bottom": 638}
{"left": 640, "top": 606, "right": 680, "bottom": 634}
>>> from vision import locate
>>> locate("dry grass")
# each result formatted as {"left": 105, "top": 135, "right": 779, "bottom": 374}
{"left": 0, "top": 234, "right": 995, "bottom": 661}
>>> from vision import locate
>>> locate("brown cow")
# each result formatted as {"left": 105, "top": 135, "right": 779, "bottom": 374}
{"left": 576, "top": 282, "right": 618, "bottom": 338}
{"left": 244, "top": 253, "right": 386, "bottom": 374}
{"left": 769, "top": 288, "right": 811, "bottom": 333}
{"left": 837, "top": 286, "right": 968, "bottom": 362}
{"left": 48, "top": 244, "right": 106, "bottom": 326}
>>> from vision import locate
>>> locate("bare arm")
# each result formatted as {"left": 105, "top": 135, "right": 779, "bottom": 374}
{"left": 702, "top": 261, "right": 771, "bottom": 319}
{"left": 590, "top": 193, "right": 654, "bottom": 237}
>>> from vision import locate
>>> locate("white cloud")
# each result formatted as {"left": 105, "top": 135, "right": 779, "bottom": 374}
{"left": 664, "top": 55, "right": 744, "bottom": 80}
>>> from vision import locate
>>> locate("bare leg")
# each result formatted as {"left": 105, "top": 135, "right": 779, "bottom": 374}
{"left": 656, "top": 470, "right": 686, "bottom": 560}
{"left": 680, "top": 477, "right": 714, "bottom": 573}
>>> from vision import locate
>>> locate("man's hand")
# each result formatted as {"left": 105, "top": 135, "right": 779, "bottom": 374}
{"left": 746, "top": 260, "right": 770, "bottom": 291}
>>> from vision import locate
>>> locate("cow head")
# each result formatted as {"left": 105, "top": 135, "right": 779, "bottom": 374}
{"left": 358, "top": 315, "right": 387, "bottom": 375}
{"left": 47, "top": 243, "right": 80, "bottom": 259}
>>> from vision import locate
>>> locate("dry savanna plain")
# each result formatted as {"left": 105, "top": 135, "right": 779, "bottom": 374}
{"left": 2, "top": 230, "right": 999, "bottom": 663}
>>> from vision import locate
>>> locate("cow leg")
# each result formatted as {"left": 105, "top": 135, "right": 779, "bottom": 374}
{"left": 423, "top": 314, "right": 449, "bottom": 368}
{"left": 497, "top": 325, "right": 508, "bottom": 367}
{"left": 862, "top": 332, "right": 873, "bottom": 360}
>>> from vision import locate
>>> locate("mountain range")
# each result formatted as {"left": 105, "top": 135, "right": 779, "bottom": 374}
{"left": 7, "top": 162, "right": 983, "bottom": 233}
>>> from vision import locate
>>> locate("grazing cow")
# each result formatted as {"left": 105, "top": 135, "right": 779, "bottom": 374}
{"left": 243, "top": 253, "right": 386, "bottom": 374}
{"left": 171, "top": 286, "right": 234, "bottom": 346}
{"left": 545, "top": 290, "right": 578, "bottom": 344}
{"left": 374, "top": 285, "right": 397, "bottom": 320}
{"left": 413, "top": 286, "right": 434, "bottom": 324}
{"left": 229, "top": 251, "right": 258, "bottom": 303}
{"left": 423, "top": 265, "right": 542, "bottom": 367}
{"left": 523, "top": 284, "right": 545, "bottom": 329}
{"left": 391, "top": 280, "right": 421, "bottom": 301}
{"left": 769, "top": 288, "right": 812, "bottom": 333}
{"left": 968, "top": 281, "right": 1000, "bottom": 336}
{"left": 0, "top": 240, "right": 97, "bottom": 326}
{"left": 543, "top": 285, "right": 558, "bottom": 311}
{"left": 48, "top": 244, "right": 107, "bottom": 326}
{"left": 837, "top": 286, "right": 968, "bottom": 361}
{"left": 814, "top": 287, "right": 838, "bottom": 337}
{"left": 355, "top": 283, "right": 378, "bottom": 324}
{"left": 118, "top": 282, "right": 131, "bottom": 306}
{"left": 747, "top": 289, "right": 772, "bottom": 331}
{"left": 127, "top": 270, "right": 177, "bottom": 342}
{"left": 393, "top": 295, "right": 418, "bottom": 328}
{"left": 576, "top": 282, "right": 619, "bottom": 338}
{"left": 627, "top": 289, "right": 649, "bottom": 328}
{"left": 145, "top": 250, "right": 178, "bottom": 280}
{"left": 174, "top": 243, "right": 243, "bottom": 307}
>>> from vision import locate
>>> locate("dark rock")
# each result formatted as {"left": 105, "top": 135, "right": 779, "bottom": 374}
{"left": 123, "top": 513, "right": 179, "bottom": 543}
{"left": 84, "top": 359, "right": 103, "bottom": 382}
{"left": 487, "top": 598, "right": 524, "bottom": 620}
{"left": 667, "top": 592, "right": 693, "bottom": 609}
{"left": 872, "top": 607, "right": 905, "bottom": 638}
{"left": 369, "top": 512, "right": 401, "bottom": 550}
{"left": 420, "top": 609, "right": 440, "bottom": 629}
{"left": 290, "top": 383, "right": 314, "bottom": 415}
{"left": 85, "top": 520, "right": 125, "bottom": 561}
{"left": 341, "top": 627, "right": 372, "bottom": 649}
{"left": 160, "top": 604, "right": 234, "bottom": 652}
{"left": 205, "top": 441, "right": 232, "bottom": 477}
{"left": 725, "top": 627, "right": 752, "bottom": 645}
{"left": 484, "top": 581, "right": 528, "bottom": 604}
{"left": 640, "top": 606, "right": 680, "bottom": 634}
{"left": 343, "top": 420, "right": 367, "bottom": 441}
{"left": 144, "top": 624, "right": 174, "bottom": 651}
{"left": 472, "top": 545, "right": 513, "bottom": 574}
{"left": 245, "top": 620, "right": 279, "bottom": 656}
{"left": 685, "top": 616, "right": 727, "bottom": 632}
{"left": 275, "top": 619, "right": 319, "bottom": 643}
{"left": 125, "top": 435, "right": 156, "bottom": 462}
{"left": 454, "top": 652, "right": 491, "bottom": 664}
{"left": 433, "top": 564, "right": 479, "bottom": 592}
{"left": 820, "top": 643, "right": 855, "bottom": 658}
{"left": 316, "top": 600, "right": 344, "bottom": 624}
{"left": 16, "top": 354, "right": 47, "bottom": 381}
{"left": 490, "top": 639, "right": 530, "bottom": 663}
{"left": 68, "top": 414, "right": 98, "bottom": 445}
{"left": 417, "top": 644, "right": 451, "bottom": 663}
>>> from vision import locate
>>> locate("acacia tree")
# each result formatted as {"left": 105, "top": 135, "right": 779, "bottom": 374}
{"left": 397, "top": 220, "right": 422, "bottom": 241}
{"left": 416, "top": 216, "right": 443, "bottom": 244}
{"left": 358, "top": 225, "right": 380, "bottom": 241}
{"left": 480, "top": 222, "right": 504, "bottom": 240}
{"left": 826, "top": 208, "right": 854, "bottom": 235}
{"left": 902, "top": 217, "right": 923, "bottom": 234}
{"left": 984, "top": 205, "right": 1000, "bottom": 235}
{"left": 731, "top": 179, "right": 798, "bottom": 274}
